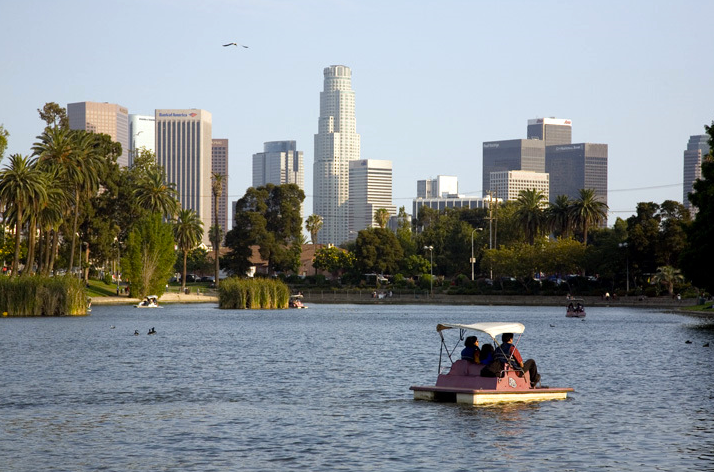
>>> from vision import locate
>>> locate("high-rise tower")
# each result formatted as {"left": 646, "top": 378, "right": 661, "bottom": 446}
{"left": 527, "top": 118, "right": 572, "bottom": 146}
{"left": 683, "top": 135, "right": 710, "bottom": 213}
{"left": 155, "top": 109, "right": 213, "bottom": 245}
{"left": 67, "top": 101, "right": 129, "bottom": 166}
{"left": 349, "top": 159, "right": 395, "bottom": 237}
{"left": 252, "top": 141, "right": 304, "bottom": 189}
{"left": 313, "top": 65, "right": 361, "bottom": 245}
{"left": 212, "top": 139, "right": 229, "bottom": 235}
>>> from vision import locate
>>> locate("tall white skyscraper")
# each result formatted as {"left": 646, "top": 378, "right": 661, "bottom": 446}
{"left": 155, "top": 109, "right": 213, "bottom": 245}
{"left": 252, "top": 141, "right": 304, "bottom": 189}
{"left": 683, "top": 134, "right": 710, "bottom": 213}
{"left": 313, "top": 65, "right": 361, "bottom": 245}
{"left": 349, "top": 159, "right": 396, "bottom": 237}
{"left": 67, "top": 101, "right": 129, "bottom": 166}
{"left": 416, "top": 175, "right": 459, "bottom": 198}
{"left": 129, "top": 114, "right": 155, "bottom": 165}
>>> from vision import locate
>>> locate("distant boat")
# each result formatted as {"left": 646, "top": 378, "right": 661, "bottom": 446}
{"left": 135, "top": 295, "right": 161, "bottom": 308}
{"left": 289, "top": 294, "right": 308, "bottom": 309}
{"left": 566, "top": 298, "right": 586, "bottom": 318}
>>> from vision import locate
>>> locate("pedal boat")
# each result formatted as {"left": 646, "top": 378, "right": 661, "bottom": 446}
{"left": 135, "top": 295, "right": 161, "bottom": 308}
{"left": 566, "top": 298, "right": 586, "bottom": 318}
{"left": 410, "top": 322, "right": 574, "bottom": 405}
{"left": 289, "top": 294, "right": 308, "bottom": 309}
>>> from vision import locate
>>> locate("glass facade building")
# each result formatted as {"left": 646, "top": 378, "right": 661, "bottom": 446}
{"left": 527, "top": 118, "right": 572, "bottom": 146}
{"left": 683, "top": 135, "right": 710, "bottom": 213}
{"left": 212, "top": 139, "right": 229, "bottom": 236}
{"left": 545, "top": 143, "right": 608, "bottom": 206}
{"left": 482, "top": 139, "right": 545, "bottom": 197}
{"left": 68, "top": 101, "right": 130, "bottom": 167}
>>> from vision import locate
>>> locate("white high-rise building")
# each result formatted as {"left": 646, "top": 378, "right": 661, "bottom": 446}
{"left": 489, "top": 170, "right": 550, "bottom": 204}
{"left": 67, "top": 101, "right": 129, "bottom": 167}
{"left": 155, "top": 109, "right": 213, "bottom": 245}
{"left": 129, "top": 114, "right": 155, "bottom": 165}
{"left": 349, "top": 159, "right": 396, "bottom": 237}
{"left": 313, "top": 65, "right": 361, "bottom": 245}
{"left": 252, "top": 141, "right": 304, "bottom": 189}
{"left": 683, "top": 135, "right": 710, "bottom": 214}
{"left": 417, "top": 175, "right": 459, "bottom": 198}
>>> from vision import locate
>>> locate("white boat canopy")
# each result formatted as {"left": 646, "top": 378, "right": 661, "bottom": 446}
{"left": 436, "top": 322, "right": 525, "bottom": 339}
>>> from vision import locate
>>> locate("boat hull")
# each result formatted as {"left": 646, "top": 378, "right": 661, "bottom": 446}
{"left": 410, "top": 385, "right": 573, "bottom": 405}
{"left": 566, "top": 311, "right": 586, "bottom": 318}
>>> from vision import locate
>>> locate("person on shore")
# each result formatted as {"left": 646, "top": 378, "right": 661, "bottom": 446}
{"left": 460, "top": 336, "right": 480, "bottom": 362}
{"left": 497, "top": 333, "right": 540, "bottom": 387}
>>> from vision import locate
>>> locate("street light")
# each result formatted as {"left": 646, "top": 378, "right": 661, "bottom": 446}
{"left": 424, "top": 245, "right": 433, "bottom": 298}
{"left": 619, "top": 242, "right": 629, "bottom": 294}
{"left": 471, "top": 228, "right": 483, "bottom": 281}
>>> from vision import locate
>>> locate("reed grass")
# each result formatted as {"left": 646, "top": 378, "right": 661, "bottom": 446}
{"left": 218, "top": 277, "right": 289, "bottom": 309}
{"left": 0, "top": 276, "right": 88, "bottom": 317}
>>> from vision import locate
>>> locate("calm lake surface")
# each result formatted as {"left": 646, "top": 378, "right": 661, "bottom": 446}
{"left": 1, "top": 303, "right": 713, "bottom": 471}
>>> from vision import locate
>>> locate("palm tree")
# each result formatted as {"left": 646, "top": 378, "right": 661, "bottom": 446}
{"left": 173, "top": 209, "right": 204, "bottom": 294}
{"left": 0, "top": 154, "right": 48, "bottom": 277}
{"left": 652, "top": 266, "right": 685, "bottom": 296}
{"left": 374, "top": 208, "right": 390, "bottom": 229}
{"left": 211, "top": 172, "right": 224, "bottom": 288}
{"left": 570, "top": 188, "right": 608, "bottom": 246}
{"left": 36, "top": 178, "right": 68, "bottom": 275}
{"left": 305, "top": 214, "right": 323, "bottom": 245}
{"left": 546, "top": 194, "right": 573, "bottom": 239}
{"left": 514, "top": 189, "right": 547, "bottom": 245}
{"left": 134, "top": 167, "right": 179, "bottom": 218}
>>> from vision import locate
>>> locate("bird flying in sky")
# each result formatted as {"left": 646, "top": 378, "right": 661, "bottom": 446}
{"left": 223, "top": 42, "right": 248, "bottom": 48}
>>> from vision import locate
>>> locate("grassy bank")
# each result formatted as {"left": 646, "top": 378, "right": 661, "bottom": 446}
{"left": 218, "top": 278, "right": 289, "bottom": 309}
{"left": 0, "top": 276, "right": 88, "bottom": 316}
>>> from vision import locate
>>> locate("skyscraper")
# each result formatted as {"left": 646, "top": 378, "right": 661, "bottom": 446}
{"left": 155, "top": 109, "right": 213, "bottom": 245}
{"left": 129, "top": 114, "right": 155, "bottom": 165}
{"left": 252, "top": 141, "right": 304, "bottom": 189}
{"left": 527, "top": 118, "right": 572, "bottom": 146}
{"left": 67, "top": 101, "right": 129, "bottom": 166}
{"left": 683, "top": 135, "right": 710, "bottom": 213}
{"left": 416, "top": 175, "right": 459, "bottom": 199}
{"left": 489, "top": 170, "right": 550, "bottom": 203}
{"left": 313, "top": 65, "right": 361, "bottom": 245}
{"left": 482, "top": 139, "right": 545, "bottom": 197}
{"left": 545, "top": 143, "right": 608, "bottom": 205}
{"left": 211, "top": 139, "right": 229, "bottom": 235}
{"left": 349, "top": 159, "right": 396, "bottom": 237}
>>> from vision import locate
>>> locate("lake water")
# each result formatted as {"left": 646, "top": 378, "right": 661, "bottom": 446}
{"left": 1, "top": 303, "right": 713, "bottom": 471}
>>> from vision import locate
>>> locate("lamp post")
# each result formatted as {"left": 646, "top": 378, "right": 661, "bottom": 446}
{"left": 619, "top": 242, "right": 629, "bottom": 294}
{"left": 424, "top": 245, "right": 433, "bottom": 297}
{"left": 471, "top": 228, "right": 483, "bottom": 281}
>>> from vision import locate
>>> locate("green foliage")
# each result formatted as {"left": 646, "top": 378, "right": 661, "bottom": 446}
{"left": 353, "top": 228, "right": 403, "bottom": 275}
{"left": 374, "top": 208, "right": 390, "bottom": 229}
{"left": 305, "top": 214, "right": 323, "bottom": 244}
{"left": 218, "top": 277, "right": 290, "bottom": 309}
{"left": 514, "top": 188, "right": 547, "bottom": 244}
{"left": 123, "top": 214, "right": 176, "bottom": 298}
{"left": 0, "top": 276, "right": 87, "bottom": 316}
{"left": 0, "top": 124, "right": 8, "bottom": 161}
{"left": 400, "top": 254, "right": 431, "bottom": 277}
{"left": 313, "top": 246, "right": 355, "bottom": 276}
{"left": 570, "top": 188, "right": 608, "bottom": 245}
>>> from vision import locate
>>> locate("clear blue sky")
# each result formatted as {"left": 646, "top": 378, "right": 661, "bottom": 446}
{"left": 2, "top": 0, "right": 713, "bottom": 227}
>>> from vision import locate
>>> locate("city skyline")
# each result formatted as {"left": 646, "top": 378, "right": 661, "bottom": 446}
{"left": 2, "top": 0, "right": 714, "bottom": 228}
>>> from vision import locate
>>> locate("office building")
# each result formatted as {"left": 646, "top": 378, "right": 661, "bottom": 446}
{"left": 482, "top": 139, "right": 545, "bottom": 197}
{"left": 417, "top": 175, "right": 459, "bottom": 198}
{"left": 545, "top": 143, "right": 608, "bottom": 205}
{"left": 527, "top": 117, "right": 572, "bottom": 146}
{"left": 129, "top": 114, "right": 155, "bottom": 165}
{"left": 489, "top": 170, "right": 549, "bottom": 203}
{"left": 683, "top": 135, "right": 710, "bottom": 213}
{"left": 349, "top": 159, "right": 395, "bottom": 237}
{"left": 67, "top": 101, "right": 129, "bottom": 166}
{"left": 313, "top": 65, "right": 361, "bottom": 245}
{"left": 252, "top": 141, "right": 304, "bottom": 189}
{"left": 211, "top": 139, "right": 229, "bottom": 235}
{"left": 413, "top": 196, "right": 498, "bottom": 221}
{"left": 155, "top": 109, "right": 213, "bottom": 245}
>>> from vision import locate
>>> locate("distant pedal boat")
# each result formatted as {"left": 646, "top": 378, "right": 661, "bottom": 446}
{"left": 135, "top": 295, "right": 161, "bottom": 308}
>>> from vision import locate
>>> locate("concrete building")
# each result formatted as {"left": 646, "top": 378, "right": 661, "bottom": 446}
{"left": 417, "top": 175, "right": 459, "bottom": 198}
{"left": 211, "top": 139, "right": 229, "bottom": 235}
{"left": 683, "top": 135, "right": 710, "bottom": 213}
{"left": 545, "top": 143, "right": 608, "bottom": 205}
{"left": 252, "top": 140, "right": 304, "bottom": 189}
{"left": 67, "top": 101, "right": 129, "bottom": 166}
{"left": 313, "top": 65, "right": 361, "bottom": 245}
{"left": 482, "top": 139, "right": 545, "bottom": 197}
{"left": 527, "top": 117, "right": 572, "bottom": 146}
{"left": 489, "top": 170, "right": 549, "bottom": 203}
{"left": 412, "top": 196, "right": 497, "bottom": 220}
{"left": 155, "top": 109, "right": 213, "bottom": 245}
{"left": 349, "top": 159, "right": 395, "bottom": 237}
{"left": 129, "top": 114, "right": 155, "bottom": 165}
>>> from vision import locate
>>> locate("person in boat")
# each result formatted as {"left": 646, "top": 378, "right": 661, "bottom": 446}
{"left": 567, "top": 302, "right": 574, "bottom": 312}
{"left": 460, "top": 336, "right": 480, "bottom": 362}
{"left": 576, "top": 303, "right": 583, "bottom": 312}
{"left": 497, "top": 333, "right": 540, "bottom": 387}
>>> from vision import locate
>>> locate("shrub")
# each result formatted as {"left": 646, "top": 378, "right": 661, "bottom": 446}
{"left": 0, "top": 276, "right": 88, "bottom": 316}
{"left": 218, "top": 277, "right": 290, "bottom": 309}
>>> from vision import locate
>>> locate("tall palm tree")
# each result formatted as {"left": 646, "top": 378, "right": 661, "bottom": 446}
{"left": 36, "top": 178, "right": 69, "bottom": 275}
{"left": 305, "top": 214, "right": 323, "bottom": 245}
{"left": 0, "top": 154, "right": 48, "bottom": 277}
{"left": 211, "top": 172, "right": 224, "bottom": 288}
{"left": 173, "top": 209, "right": 204, "bottom": 294}
{"left": 570, "top": 188, "right": 608, "bottom": 246}
{"left": 374, "top": 208, "right": 390, "bottom": 229}
{"left": 546, "top": 194, "right": 573, "bottom": 239}
{"left": 652, "top": 265, "right": 684, "bottom": 296}
{"left": 134, "top": 167, "right": 179, "bottom": 218}
{"left": 514, "top": 189, "right": 547, "bottom": 245}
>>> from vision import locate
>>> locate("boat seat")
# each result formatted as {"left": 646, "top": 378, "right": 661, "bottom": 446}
{"left": 448, "top": 359, "right": 484, "bottom": 377}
